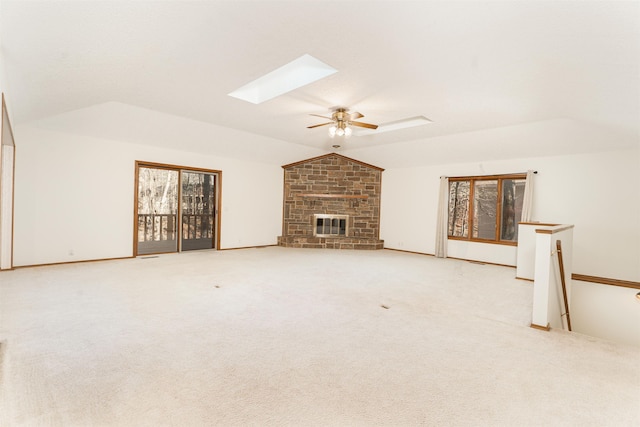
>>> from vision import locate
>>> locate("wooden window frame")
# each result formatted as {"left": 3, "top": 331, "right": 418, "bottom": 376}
{"left": 448, "top": 173, "right": 526, "bottom": 246}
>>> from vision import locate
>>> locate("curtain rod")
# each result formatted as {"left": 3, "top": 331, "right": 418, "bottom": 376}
{"left": 441, "top": 171, "right": 537, "bottom": 179}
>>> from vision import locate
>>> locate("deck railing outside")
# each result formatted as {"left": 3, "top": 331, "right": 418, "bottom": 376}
{"left": 137, "top": 214, "right": 213, "bottom": 243}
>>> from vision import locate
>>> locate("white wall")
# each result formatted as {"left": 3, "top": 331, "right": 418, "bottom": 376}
{"left": 28, "top": 102, "right": 325, "bottom": 167}
{"left": 376, "top": 148, "right": 640, "bottom": 282}
{"left": 13, "top": 126, "right": 287, "bottom": 266}
{"left": 571, "top": 280, "right": 640, "bottom": 346}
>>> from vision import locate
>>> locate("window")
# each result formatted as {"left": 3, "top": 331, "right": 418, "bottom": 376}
{"left": 448, "top": 174, "right": 526, "bottom": 244}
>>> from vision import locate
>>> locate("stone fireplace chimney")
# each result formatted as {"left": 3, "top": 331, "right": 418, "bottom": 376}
{"left": 278, "top": 153, "right": 384, "bottom": 249}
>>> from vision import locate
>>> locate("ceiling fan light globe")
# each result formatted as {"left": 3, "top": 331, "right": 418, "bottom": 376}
{"left": 344, "top": 126, "right": 352, "bottom": 137}
{"left": 336, "top": 128, "right": 345, "bottom": 137}
{"left": 328, "top": 126, "right": 337, "bottom": 137}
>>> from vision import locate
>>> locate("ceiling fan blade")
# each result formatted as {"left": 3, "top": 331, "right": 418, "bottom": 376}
{"left": 309, "top": 114, "right": 333, "bottom": 120}
{"left": 350, "top": 121, "right": 378, "bottom": 130}
{"left": 307, "top": 122, "right": 334, "bottom": 129}
{"left": 349, "top": 112, "right": 364, "bottom": 120}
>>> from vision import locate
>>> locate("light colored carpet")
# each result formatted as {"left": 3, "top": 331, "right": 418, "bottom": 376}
{"left": 0, "top": 247, "right": 638, "bottom": 426}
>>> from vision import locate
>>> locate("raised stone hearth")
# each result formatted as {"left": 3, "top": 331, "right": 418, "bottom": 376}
{"left": 278, "top": 153, "right": 384, "bottom": 250}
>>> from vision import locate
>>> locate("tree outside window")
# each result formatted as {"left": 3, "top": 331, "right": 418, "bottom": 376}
{"left": 448, "top": 174, "right": 526, "bottom": 244}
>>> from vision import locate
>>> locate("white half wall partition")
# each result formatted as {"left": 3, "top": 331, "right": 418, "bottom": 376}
{"left": 516, "top": 222, "right": 559, "bottom": 280}
{"left": 531, "top": 225, "right": 574, "bottom": 331}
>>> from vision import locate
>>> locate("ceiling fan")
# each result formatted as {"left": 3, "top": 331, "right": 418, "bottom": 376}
{"left": 307, "top": 107, "right": 378, "bottom": 137}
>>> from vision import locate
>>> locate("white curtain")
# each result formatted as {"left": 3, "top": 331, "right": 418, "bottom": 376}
{"left": 435, "top": 176, "right": 449, "bottom": 258}
{"left": 521, "top": 170, "right": 535, "bottom": 222}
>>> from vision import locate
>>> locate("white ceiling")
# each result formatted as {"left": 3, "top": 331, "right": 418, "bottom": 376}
{"left": 1, "top": 0, "right": 639, "bottom": 157}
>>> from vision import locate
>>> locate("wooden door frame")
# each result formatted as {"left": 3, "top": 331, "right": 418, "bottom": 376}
{"left": 133, "top": 161, "right": 222, "bottom": 256}
{"left": 0, "top": 93, "right": 16, "bottom": 270}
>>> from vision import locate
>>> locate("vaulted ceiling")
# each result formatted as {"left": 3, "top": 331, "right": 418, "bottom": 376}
{"left": 1, "top": 1, "right": 638, "bottom": 162}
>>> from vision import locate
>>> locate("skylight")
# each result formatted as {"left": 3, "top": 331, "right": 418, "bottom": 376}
{"left": 228, "top": 54, "right": 337, "bottom": 104}
{"left": 354, "top": 116, "right": 433, "bottom": 136}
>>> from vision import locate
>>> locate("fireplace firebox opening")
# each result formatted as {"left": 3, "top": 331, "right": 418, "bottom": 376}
{"left": 314, "top": 214, "right": 348, "bottom": 237}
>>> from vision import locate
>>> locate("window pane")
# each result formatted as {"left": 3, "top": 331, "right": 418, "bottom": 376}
{"left": 500, "top": 179, "right": 526, "bottom": 241}
{"left": 331, "top": 218, "right": 339, "bottom": 234}
{"left": 473, "top": 180, "right": 498, "bottom": 239}
{"left": 448, "top": 181, "right": 470, "bottom": 237}
{"left": 137, "top": 167, "right": 179, "bottom": 215}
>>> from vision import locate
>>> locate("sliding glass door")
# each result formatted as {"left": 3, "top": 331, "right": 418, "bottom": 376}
{"left": 137, "top": 167, "right": 179, "bottom": 255}
{"left": 181, "top": 171, "right": 216, "bottom": 251}
{"left": 135, "top": 163, "right": 220, "bottom": 256}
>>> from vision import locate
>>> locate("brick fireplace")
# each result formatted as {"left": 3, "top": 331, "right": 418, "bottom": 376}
{"left": 278, "top": 153, "right": 384, "bottom": 250}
